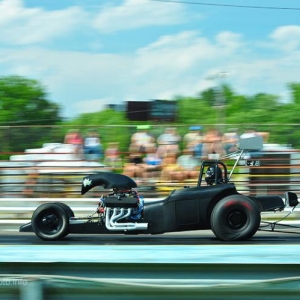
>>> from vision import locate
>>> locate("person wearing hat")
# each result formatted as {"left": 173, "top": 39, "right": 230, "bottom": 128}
{"left": 183, "top": 126, "right": 203, "bottom": 158}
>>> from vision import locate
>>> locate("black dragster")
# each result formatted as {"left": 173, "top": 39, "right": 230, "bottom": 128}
{"left": 20, "top": 136, "right": 300, "bottom": 241}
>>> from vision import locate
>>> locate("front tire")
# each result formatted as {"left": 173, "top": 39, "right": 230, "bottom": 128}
{"left": 32, "top": 203, "right": 69, "bottom": 241}
{"left": 210, "top": 195, "right": 261, "bottom": 241}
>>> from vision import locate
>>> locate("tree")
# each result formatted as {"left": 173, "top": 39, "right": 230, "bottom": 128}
{"left": 0, "top": 76, "right": 61, "bottom": 125}
{"left": 0, "top": 76, "right": 62, "bottom": 153}
{"left": 289, "top": 82, "right": 300, "bottom": 105}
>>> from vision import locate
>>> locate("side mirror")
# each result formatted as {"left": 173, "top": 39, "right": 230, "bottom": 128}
{"left": 284, "top": 192, "right": 299, "bottom": 207}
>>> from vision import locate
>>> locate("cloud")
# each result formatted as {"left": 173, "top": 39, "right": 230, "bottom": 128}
{"left": 0, "top": 1, "right": 300, "bottom": 118}
{"left": 135, "top": 31, "right": 217, "bottom": 75}
{"left": 3, "top": 26, "right": 298, "bottom": 117}
{"left": 215, "top": 31, "right": 244, "bottom": 54}
{"left": 75, "top": 98, "right": 114, "bottom": 114}
{"left": 92, "top": 0, "right": 188, "bottom": 33}
{"left": 134, "top": 30, "right": 244, "bottom": 83}
{"left": 0, "top": 0, "right": 85, "bottom": 45}
{"left": 270, "top": 25, "right": 300, "bottom": 52}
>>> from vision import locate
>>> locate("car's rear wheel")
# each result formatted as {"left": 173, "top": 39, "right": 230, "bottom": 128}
{"left": 32, "top": 203, "right": 69, "bottom": 241}
{"left": 210, "top": 195, "right": 261, "bottom": 241}
{"left": 52, "top": 202, "right": 74, "bottom": 218}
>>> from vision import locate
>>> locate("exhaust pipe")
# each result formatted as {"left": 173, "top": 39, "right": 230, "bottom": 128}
{"left": 105, "top": 207, "right": 148, "bottom": 231}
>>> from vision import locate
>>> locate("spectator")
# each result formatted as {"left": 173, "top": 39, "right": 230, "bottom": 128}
{"left": 122, "top": 145, "right": 145, "bottom": 180}
{"left": 104, "top": 142, "right": 122, "bottom": 168}
{"left": 240, "top": 127, "right": 269, "bottom": 143}
{"left": 183, "top": 126, "right": 204, "bottom": 159}
{"left": 130, "top": 125, "right": 155, "bottom": 154}
{"left": 142, "top": 146, "right": 162, "bottom": 182}
{"left": 202, "top": 128, "right": 225, "bottom": 159}
{"left": 240, "top": 127, "right": 258, "bottom": 139}
{"left": 166, "top": 148, "right": 200, "bottom": 182}
{"left": 22, "top": 167, "right": 39, "bottom": 198}
{"left": 157, "top": 127, "right": 181, "bottom": 158}
{"left": 64, "top": 129, "right": 83, "bottom": 159}
{"left": 175, "top": 148, "right": 200, "bottom": 180}
{"left": 160, "top": 152, "right": 179, "bottom": 181}
{"left": 83, "top": 129, "right": 103, "bottom": 161}
{"left": 222, "top": 128, "right": 239, "bottom": 154}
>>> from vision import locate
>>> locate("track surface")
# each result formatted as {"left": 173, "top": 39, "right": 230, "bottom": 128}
{"left": 1, "top": 230, "right": 300, "bottom": 245}
{"left": 2, "top": 230, "right": 300, "bottom": 264}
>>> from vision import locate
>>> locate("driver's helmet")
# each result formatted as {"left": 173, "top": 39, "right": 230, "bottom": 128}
{"left": 205, "top": 164, "right": 223, "bottom": 185}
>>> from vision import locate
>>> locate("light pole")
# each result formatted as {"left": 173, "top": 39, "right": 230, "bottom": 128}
{"left": 207, "top": 71, "right": 229, "bottom": 132}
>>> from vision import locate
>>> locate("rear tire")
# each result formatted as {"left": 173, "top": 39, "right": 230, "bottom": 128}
{"left": 53, "top": 202, "right": 74, "bottom": 218}
{"left": 32, "top": 203, "right": 69, "bottom": 241}
{"left": 210, "top": 195, "right": 261, "bottom": 241}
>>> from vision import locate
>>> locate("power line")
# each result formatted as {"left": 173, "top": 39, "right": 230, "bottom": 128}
{"left": 148, "top": 0, "right": 300, "bottom": 11}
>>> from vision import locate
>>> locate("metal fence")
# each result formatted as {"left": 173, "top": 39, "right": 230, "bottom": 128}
{"left": 1, "top": 124, "right": 300, "bottom": 198}
{"left": 1, "top": 154, "right": 300, "bottom": 199}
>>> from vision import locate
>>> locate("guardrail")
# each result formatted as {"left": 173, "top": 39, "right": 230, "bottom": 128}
{"left": 1, "top": 168, "right": 300, "bottom": 198}
{"left": 2, "top": 255, "right": 300, "bottom": 299}
{"left": 1, "top": 148, "right": 300, "bottom": 198}
{"left": 2, "top": 151, "right": 300, "bottom": 198}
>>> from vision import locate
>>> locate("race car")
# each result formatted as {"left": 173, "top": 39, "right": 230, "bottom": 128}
{"left": 19, "top": 136, "right": 300, "bottom": 241}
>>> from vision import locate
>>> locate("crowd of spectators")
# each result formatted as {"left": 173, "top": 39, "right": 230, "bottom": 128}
{"left": 62, "top": 126, "right": 267, "bottom": 184}
{"left": 18, "top": 126, "right": 268, "bottom": 198}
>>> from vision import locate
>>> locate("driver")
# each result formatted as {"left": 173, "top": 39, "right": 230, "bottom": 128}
{"left": 205, "top": 164, "right": 224, "bottom": 185}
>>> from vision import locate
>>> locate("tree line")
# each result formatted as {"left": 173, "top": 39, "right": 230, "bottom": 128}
{"left": 1, "top": 75, "right": 300, "bottom": 155}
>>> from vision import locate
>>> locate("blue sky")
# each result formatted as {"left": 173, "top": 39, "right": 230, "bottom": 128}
{"left": 1, "top": 0, "right": 300, "bottom": 119}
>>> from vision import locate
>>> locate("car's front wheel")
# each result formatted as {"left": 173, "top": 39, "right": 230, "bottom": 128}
{"left": 31, "top": 203, "right": 69, "bottom": 241}
{"left": 210, "top": 195, "right": 261, "bottom": 241}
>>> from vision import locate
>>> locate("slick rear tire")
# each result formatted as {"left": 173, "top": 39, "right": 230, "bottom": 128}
{"left": 32, "top": 203, "right": 69, "bottom": 241}
{"left": 50, "top": 202, "right": 74, "bottom": 239}
{"left": 52, "top": 202, "right": 74, "bottom": 218}
{"left": 210, "top": 195, "right": 261, "bottom": 241}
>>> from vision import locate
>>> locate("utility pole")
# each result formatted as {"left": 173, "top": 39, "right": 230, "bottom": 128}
{"left": 208, "top": 71, "right": 229, "bottom": 132}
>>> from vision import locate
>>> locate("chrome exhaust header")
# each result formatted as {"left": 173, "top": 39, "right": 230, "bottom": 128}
{"left": 105, "top": 207, "right": 148, "bottom": 231}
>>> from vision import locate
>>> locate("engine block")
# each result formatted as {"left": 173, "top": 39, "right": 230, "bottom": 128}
{"left": 104, "top": 195, "right": 138, "bottom": 208}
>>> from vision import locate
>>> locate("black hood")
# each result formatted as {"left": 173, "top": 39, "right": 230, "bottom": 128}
{"left": 81, "top": 173, "right": 137, "bottom": 195}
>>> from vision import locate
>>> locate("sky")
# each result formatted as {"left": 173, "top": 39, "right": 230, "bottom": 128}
{"left": 0, "top": 0, "right": 300, "bottom": 119}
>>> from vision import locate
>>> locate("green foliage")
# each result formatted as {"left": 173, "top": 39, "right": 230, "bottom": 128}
{"left": 289, "top": 82, "right": 300, "bottom": 105}
{"left": 0, "top": 76, "right": 61, "bottom": 125}
{"left": 34, "top": 81, "right": 300, "bottom": 150}
{"left": 176, "top": 97, "right": 215, "bottom": 124}
{"left": 3, "top": 75, "right": 300, "bottom": 152}
{"left": 0, "top": 76, "right": 63, "bottom": 153}
{"left": 67, "top": 109, "right": 130, "bottom": 127}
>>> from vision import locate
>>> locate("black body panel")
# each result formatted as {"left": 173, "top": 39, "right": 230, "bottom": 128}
{"left": 142, "top": 183, "right": 239, "bottom": 233}
{"left": 19, "top": 222, "right": 33, "bottom": 232}
{"left": 69, "top": 221, "right": 112, "bottom": 234}
{"left": 254, "top": 195, "right": 284, "bottom": 211}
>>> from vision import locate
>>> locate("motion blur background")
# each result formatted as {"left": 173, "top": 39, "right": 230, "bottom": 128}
{"left": 1, "top": 1, "right": 300, "bottom": 299}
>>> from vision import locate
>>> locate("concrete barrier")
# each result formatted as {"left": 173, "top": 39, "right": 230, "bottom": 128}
{"left": 1, "top": 261, "right": 300, "bottom": 299}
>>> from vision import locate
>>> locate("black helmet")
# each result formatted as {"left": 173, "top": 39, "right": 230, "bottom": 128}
{"left": 205, "top": 164, "right": 223, "bottom": 185}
